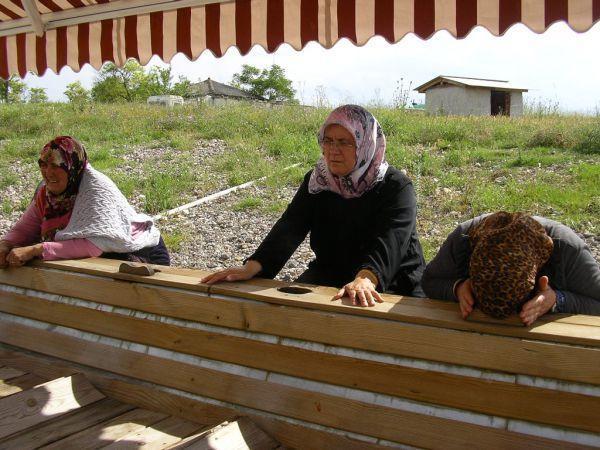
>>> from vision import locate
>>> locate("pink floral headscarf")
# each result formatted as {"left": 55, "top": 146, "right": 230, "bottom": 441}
{"left": 308, "top": 105, "right": 389, "bottom": 199}
{"left": 36, "top": 136, "right": 88, "bottom": 241}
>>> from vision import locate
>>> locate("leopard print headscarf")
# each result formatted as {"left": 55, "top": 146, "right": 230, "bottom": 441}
{"left": 468, "top": 212, "right": 554, "bottom": 319}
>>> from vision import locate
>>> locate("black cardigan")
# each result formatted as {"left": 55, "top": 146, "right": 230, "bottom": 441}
{"left": 249, "top": 167, "right": 426, "bottom": 295}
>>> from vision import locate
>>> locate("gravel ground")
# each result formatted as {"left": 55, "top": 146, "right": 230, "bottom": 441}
{"left": 1, "top": 139, "right": 599, "bottom": 281}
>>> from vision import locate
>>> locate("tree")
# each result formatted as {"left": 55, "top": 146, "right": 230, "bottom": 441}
{"left": 232, "top": 64, "right": 296, "bottom": 102}
{"left": 64, "top": 81, "right": 91, "bottom": 110}
{"left": 92, "top": 60, "right": 146, "bottom": 102}
{"left": 0, "top": 76, "right": 26, "bottom": 103}
{"left": 28, "top": 87, "right": 48, "bottom": 103}
{"left": 91, "top": 60, "right": 192, "bottom": 102}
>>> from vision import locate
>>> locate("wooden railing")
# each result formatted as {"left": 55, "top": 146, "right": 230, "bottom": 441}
{"left": 0, "top": 258, "right": 598, "bottom": 449}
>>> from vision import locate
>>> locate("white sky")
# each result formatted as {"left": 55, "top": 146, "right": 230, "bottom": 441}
{"left": 23, "top": 21, "right": 600, "bottom": 113}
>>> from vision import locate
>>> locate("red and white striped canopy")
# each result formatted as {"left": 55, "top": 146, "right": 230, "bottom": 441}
{"left": 1, "top": 0, "right": 599, "bottom": 78}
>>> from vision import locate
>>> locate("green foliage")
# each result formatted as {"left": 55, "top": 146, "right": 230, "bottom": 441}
{"left": 0, "top": 76, "right": 26, "bottom": 103}
{"left": 64, "top": 81, "right": 91, "bottom": 110}
{"left": 28, "top": 87, "right": 48, "bottom": 104}
{"left": 91, "top": 61, "right": 192, "bottom": 103}
{"left": 162, "top": 230, "right": 186, "bottom": 252}
{"left": 233, "top": 196, "right": 262, "bottom": 211}
{"left": 232, "top": 64, "right": 296, "bottom": 102}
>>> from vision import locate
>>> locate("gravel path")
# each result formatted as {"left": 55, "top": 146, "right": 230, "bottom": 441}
{"left": 1, "top": 139, "right": 599, "bottom": 282}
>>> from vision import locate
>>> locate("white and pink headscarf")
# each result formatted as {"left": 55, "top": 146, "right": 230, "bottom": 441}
{"left": 308, "top": 105, "right": 389, "bottom": 199}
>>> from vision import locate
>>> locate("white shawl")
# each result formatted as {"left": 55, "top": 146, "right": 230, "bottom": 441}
{"left": 55, "top": 166, "right": 160, "bottom": 253}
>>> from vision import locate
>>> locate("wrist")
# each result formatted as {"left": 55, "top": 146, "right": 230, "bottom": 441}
{"left": 245, "top": 259, "right": 263, "bottom": 277}
{"left": 551, "top": 289, "right": 566, "bottom": 313}
{"left": 356, "top": 269, "right": 378, "bottom": 286}
{"left": 33, "top": 243, "right": 44, "bottom": 257}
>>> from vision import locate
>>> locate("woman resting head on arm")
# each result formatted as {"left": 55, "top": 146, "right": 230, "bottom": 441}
{"left": 203, "top": 105, "right": 426, "bottom": 306}
{"left": 0, "top": 136, "right": 169, "bottom": 267}
{"left": 422, "top": 211, "right": 600, "bottom": 325}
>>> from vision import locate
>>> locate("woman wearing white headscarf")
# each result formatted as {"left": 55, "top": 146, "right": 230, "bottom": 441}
{"left": 203, "top": 105, "right": 425, "bottom": 305}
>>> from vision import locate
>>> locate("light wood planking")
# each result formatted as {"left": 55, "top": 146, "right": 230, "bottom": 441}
{"left": 0, "top": 321, "right": 589, "bottom": 450}
{"left": 74, "top": 374, "right": 392, "bottom": 450}
{"left": 0, "top": 398, "right": 135, "bottom": 449}
{"left": 1, "top": 281, "right": 600, "bottom": 387}
{"left": 0, "top": 373, "right": 104, "bottom": 439}
{"left": 182, "top": 418, "right": 279, "bottom": 450}
{"left": 16, "top": 261, "right": 600, "bottom": 347}
{"left": 41, "top": 408, "right": 169, "bottom": 449}
{"left": 103, "top": 415, "right": 205, "bottom": 449}
{"left": 0, "top": 366, "right": 25, "bottom": 381}
{"left": 1, "top": 291, "right": 599, "bottom": 433}
{"left": 0, "top": 373, "right": 46, "bottom": 398}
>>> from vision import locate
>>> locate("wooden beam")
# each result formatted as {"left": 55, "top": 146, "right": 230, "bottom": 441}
{"left": 0, "top": 0, "right": 233, "bottom": 38}
{"left": 1, "top": 291, "right": 599, "bottom": 433}
{"left": 0, "top": 366, "right": 25, "bottom": 381}
{"left": 20, "top": 0, "right": 44, "bottom": 37}
{"left": 2, "top": 268, "right": 600, "bottom": 385}
{"left": 0, "top": 321, "right": 589, "bottom": 450}
{"left": 24, "top": 260, "right": 600, "bottom": 346}
{"left": 0, "top": 373, "right": 104, "bottom": 439}
{"left": 0, "top": 374, "right": 46, "bottom": 398}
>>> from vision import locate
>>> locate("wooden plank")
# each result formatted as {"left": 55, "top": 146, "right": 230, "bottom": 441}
{"left": 182, "top": 418, "right": 279, "bottom": 450}
{"left": 0, "top": 373, "right": 46, "bottom": 398}
{"left": 0, "top": 398, "right": 135, "bottom": 449}
{"left": 0, "top": 321, "right": 589, "bottom": 450}
{"left": 79, "top": 375, "right": 388, "bottom": 450}
{"left": 104, "top": 416, "right": 204, "bottom": 449}
{"left": 0, "top": 349, "right": 76, "bottom": 380}
{"left": 1, "top": 285, "right": 600, "bottom": 388}
{"left": 41, "top": 408, "right": 169, "bottom": 449}
{"left": 11, "top": 263, "right": 600, "bottom": 348}
{"left": 0, "top": 366, "right": 25, "bottom": 381}
{"left": 1, "top": 291, "right": 599, "bottom": 432}
{"left": 0, "top": 373, "right": 104, "bottom": 439}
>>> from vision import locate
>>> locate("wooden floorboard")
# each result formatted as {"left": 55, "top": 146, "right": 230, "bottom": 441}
{"left": 0, "top": 373, "right": 105, "bottom": 439}
{"left": 40, "top": 408, "right": 169, "bottom": 449}
{"left": 0, "top": 398, "right": 135, "bottom": 449}
{"left": 0, "top": 373, "right": 46, "bottom": 398}
{"left": 0, "top": 366, "right": 25, "bottom": 381}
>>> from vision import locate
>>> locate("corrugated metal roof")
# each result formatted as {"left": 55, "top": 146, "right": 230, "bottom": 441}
{"left": 188, "top": 78, "right": 263, "bottom": 100}
{"left": 415, "top": 76, "right": 528, "bottom": 93}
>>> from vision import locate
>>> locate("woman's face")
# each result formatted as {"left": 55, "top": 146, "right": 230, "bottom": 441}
{"left": 322, "top": 124, "right": 357, "bottom": 177}
{"left": 39, "top": 160, "right": 68, "bottom": 195}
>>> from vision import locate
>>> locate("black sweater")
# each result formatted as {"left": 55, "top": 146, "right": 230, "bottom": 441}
{"left": 422, "top": 215, "right": 600, "bottom": 314}
{"left": 249, "top": 167, "right": 426, "bottom": 295}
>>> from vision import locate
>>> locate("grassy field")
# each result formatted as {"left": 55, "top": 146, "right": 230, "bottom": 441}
{"left": 1, "top": 102, "right": 598, "bottom": 260}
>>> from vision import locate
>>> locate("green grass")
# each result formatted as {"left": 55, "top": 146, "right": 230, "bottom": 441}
{"left": 2, "top": 102, "right": 599, "bottom": 261}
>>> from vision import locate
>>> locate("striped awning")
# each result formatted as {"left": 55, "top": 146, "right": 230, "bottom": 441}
{"left": 1, "top": 0, "right": 599, "bottom": 79}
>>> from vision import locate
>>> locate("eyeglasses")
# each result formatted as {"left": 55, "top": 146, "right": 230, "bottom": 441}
{"left": 322, "top": 137, "right": 355, "bottom": 150}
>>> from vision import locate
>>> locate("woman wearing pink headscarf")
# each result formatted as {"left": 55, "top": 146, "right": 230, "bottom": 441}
{"left": 203, "top": 105, "right": 425, "bottom": 305}
{"left": 0, "top": 136, "right": 169, "bottom": 267}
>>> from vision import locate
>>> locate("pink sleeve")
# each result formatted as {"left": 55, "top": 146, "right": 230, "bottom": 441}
{"left": 42, "top": 239, "right": 103, "bottom": 260}
{"left": 2, "top": 202, "right": 42, "bottom": 247}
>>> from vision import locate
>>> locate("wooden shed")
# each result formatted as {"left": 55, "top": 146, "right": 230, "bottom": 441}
{"left": 415, "top": 76, "right": 529, "bottom": 117}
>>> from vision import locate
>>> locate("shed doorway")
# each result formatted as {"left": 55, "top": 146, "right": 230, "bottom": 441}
{"left": 491, "top": 91, "right": 511, "bottom": 116}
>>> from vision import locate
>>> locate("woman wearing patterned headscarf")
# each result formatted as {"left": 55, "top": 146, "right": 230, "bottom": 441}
{"left": 203, "top": 105, "right": 426, "bottom": 304}
{"left": 422, "top": 212, "right": 600, "bottom": 325}
{"left": 0, "top": 136, "right": 169, "bottom": 267}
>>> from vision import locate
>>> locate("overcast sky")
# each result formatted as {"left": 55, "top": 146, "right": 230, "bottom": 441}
{"left": 23, "top": 21, "right": 600, "bottom": 113}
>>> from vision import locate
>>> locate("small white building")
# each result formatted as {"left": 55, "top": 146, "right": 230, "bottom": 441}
{"left": 415, "top": 76, "right": 528, "bottom": 117}
{"left": 147, "top": 95, "right": 185, "bottom": 107}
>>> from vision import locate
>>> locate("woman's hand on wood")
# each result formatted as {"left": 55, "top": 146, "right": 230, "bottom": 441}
{"left": 455, "top": 278, "right": 475, "bottom": 319}
{"left": 6, "top": 244, "right": 43, "bottom": 267}
{"left": 334, "top": 269, "right": 383, "bottom": 307}
{"left": 201, "top": 260, "right": 262, "bottom": 285}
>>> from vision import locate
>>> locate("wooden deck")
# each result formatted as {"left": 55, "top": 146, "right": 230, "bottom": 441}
{"left": 0, "top": 258, "right": 599, "bottom": 449}
{"left": 0, "top": 361, "right": 281, "bottom": 449}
